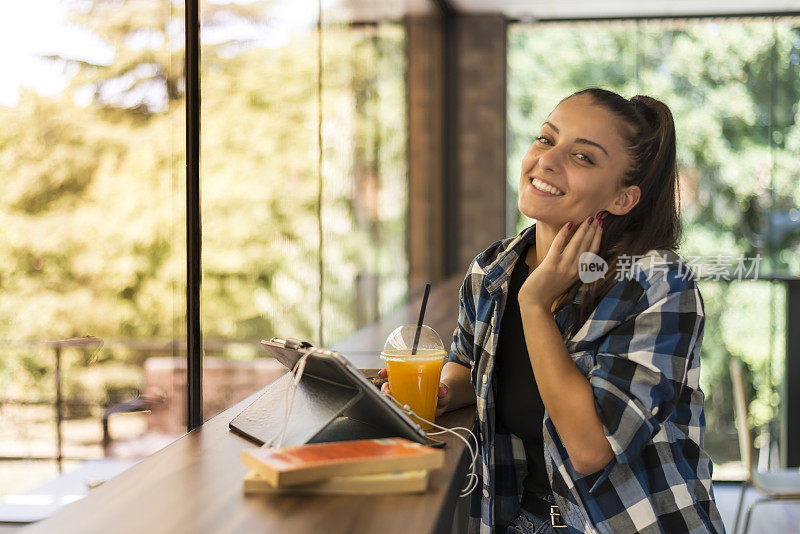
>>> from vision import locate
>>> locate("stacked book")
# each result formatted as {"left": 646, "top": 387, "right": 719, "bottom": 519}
{"left": 240, "top": 437, "right": 444, "bottom": 495}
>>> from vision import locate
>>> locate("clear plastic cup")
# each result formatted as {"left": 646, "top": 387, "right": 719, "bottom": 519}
{"left": 381, "top": 324, "right": 446, "bottom": 430}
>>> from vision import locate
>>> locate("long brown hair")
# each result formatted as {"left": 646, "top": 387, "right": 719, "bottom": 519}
{"left": 555, "top": 88, "right": 682, "bottom": 337}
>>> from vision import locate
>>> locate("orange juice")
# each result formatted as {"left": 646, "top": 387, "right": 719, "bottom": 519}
{"left": 382, "top": 349, "right": 446, "bottom": 430}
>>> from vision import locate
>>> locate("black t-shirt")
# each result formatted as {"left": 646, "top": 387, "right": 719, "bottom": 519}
{"left": 495, "top": 241, "right": 570, "bottom": 511}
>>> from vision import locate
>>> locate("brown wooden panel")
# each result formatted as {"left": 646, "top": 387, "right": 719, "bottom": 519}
{"left": 453, "top": 15, "right": 507, "bottom": 270}
{"left": 407, "top": 13, "right": 446, "bottom": 290}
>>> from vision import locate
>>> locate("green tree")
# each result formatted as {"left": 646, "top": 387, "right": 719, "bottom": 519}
{"left": 0, "top": 0, "right": 407, "bottom": 393}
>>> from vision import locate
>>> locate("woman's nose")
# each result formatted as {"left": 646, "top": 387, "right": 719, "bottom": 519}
{"left": 538, "top": 146, "right": 564, "bottom": 174}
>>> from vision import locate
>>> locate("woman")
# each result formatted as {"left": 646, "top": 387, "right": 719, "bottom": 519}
{"left": 383, "top": 88, "right": 723, "bottom": 533}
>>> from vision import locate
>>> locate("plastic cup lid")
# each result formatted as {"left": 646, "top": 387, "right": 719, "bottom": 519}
{"left": 381, "top": 324, "right": 445, "bottom": 359}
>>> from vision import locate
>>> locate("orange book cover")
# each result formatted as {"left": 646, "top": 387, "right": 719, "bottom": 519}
{"left": 240, "top": 438, "right": 444, "bottom": 487}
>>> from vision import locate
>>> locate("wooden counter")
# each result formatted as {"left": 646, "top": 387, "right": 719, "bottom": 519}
{"left": 22, "top": 277, "right": 475, "bottom": 534}
{"left": 21, "top": 387, "right": 475, "bottom": 534}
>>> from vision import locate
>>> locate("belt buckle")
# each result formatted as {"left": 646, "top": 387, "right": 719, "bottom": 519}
{"left": 550, "top": 505, "right": 568, "bottom": 529}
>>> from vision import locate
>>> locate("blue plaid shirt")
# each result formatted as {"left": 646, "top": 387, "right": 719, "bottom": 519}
{"left": 448, "top": 224, "right": 724, "bottom": 534}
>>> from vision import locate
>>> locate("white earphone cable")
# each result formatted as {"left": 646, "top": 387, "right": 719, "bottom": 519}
{"left": 386, "top": 394, "right": 479, "bottom": 497}
{"left": 265, "top": 347, "right": 314, "bottom": 449}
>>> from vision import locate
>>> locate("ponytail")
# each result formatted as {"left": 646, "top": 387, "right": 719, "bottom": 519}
{"left": 554, "top": 89, "right": 681, "bottom": 337}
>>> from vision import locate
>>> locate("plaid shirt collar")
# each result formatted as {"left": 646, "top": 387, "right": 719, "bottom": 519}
{"left": 479, "top": 224, "right": 535, "bottom": 298}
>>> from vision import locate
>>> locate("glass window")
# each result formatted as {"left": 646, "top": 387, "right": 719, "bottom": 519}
{"left": 198, "top": 1, "right": 407, "bottom": 420}
{"left": 0, "top": 0, "right": 185, "bottom": 499}
{"left": 508, "top": 17, "right": 800, "bottom": 475}
{"left": 0, "top": 0, "right": 411, "bottom": 503}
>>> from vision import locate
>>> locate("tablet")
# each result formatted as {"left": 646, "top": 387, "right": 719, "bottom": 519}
{"left": 228, "top": 337, "right": 442, "bottom": 448}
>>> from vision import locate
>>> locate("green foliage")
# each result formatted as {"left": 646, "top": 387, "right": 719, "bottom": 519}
{"left": 0, "top": 2, "right": 406, "bottom": 399}
{"left": 198, "top": 22, "right": 407, "bottom": 344}
{"left": 0, "top": 92, "right": 181, "bottom": 340}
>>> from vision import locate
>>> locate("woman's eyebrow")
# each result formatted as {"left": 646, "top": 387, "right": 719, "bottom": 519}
{"left": 543, "top": 121, "right": 609, "bottom": 157}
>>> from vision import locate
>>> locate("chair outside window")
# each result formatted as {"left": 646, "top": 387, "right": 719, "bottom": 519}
{"left": 729, "top": 357, "right": 800, "bottom": 534}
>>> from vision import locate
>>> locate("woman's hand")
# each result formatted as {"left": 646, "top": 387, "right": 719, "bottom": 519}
{"left": 518, "top": 212, "right": 604, "bottom": 310}
{"left": 378, "top": 367, "right": 451, "bottom": 417}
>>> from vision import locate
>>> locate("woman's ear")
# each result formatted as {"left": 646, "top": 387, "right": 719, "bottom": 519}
{"left": 606, "top": 185, "right": 641, "bottom": 216}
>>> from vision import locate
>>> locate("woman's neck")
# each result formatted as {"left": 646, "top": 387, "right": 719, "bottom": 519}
{"left": 524, "top": 222, "right": 565, "bottom": 314}
{"left": 525, "top": 221, "right": 559, "bottom": 271}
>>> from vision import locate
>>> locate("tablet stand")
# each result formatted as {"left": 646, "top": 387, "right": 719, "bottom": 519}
{"left": 230, "top": 337, "right": 446, "bottom": 448}
{"left": 229, "top": 372, "right": 364, "bottom": 447}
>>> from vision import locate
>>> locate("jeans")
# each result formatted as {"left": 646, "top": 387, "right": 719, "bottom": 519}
{"left": 506, "top": 507, "right": 557, "bottom": 534}
{"left": 506, "top": 494, "right": 559, "bottom": 534}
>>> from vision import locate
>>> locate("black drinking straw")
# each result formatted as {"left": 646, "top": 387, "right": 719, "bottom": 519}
{"left": 411, "top": 283, "right": 431, "bottom": 355}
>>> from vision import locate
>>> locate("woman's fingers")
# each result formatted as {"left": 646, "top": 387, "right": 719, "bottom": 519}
{"left": 580, "top": 217, "right": 599, "bottom": 251}
{"left": 550, "top": 212, "right": 604, "bottom": 268}
{"left": 589, "top": 216, "right": 603, "bottom": 254}
{"left": 561, "top": 215, "right": 594, "bottom": 263}
{"left": 548, "top": 220, "right": 574, "bottom": 257}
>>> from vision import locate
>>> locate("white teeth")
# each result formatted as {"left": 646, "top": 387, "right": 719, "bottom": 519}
{"left": 531, "top": 177, "right": 564, "bottom": 196}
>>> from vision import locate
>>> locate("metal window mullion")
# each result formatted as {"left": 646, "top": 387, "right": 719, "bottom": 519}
{"left": 185, "top": 0, "right": 203, "bottom": 431}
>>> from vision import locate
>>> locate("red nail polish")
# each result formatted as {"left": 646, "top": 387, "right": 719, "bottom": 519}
{"left": 588, "top": 216, "right": 594, "bottom": 225}
{"left": 599, "top": 219, "right": 604, "bottom": 228}
{"left": 566, "top": 221, "right": 573, "bottom": 230}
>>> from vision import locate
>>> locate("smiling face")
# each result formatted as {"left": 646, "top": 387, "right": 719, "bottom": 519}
{"left": 518, "top": 94, "right": 638, "bottom": 225}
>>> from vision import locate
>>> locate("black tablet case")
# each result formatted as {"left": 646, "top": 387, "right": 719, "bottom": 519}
{"left": 229, "top": 338, "right": 442, "bottom": 448}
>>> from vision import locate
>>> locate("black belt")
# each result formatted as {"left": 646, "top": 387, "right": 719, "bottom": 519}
{"left": 521, "top": 495, "right": 568, "bottom": 529}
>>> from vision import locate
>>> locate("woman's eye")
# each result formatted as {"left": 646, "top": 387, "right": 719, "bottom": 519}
{"left": 535, "top": 136, "right": 552, "bottom": 146}
{"left": 575, "top": 153, "right": 594, "bottom": 164}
